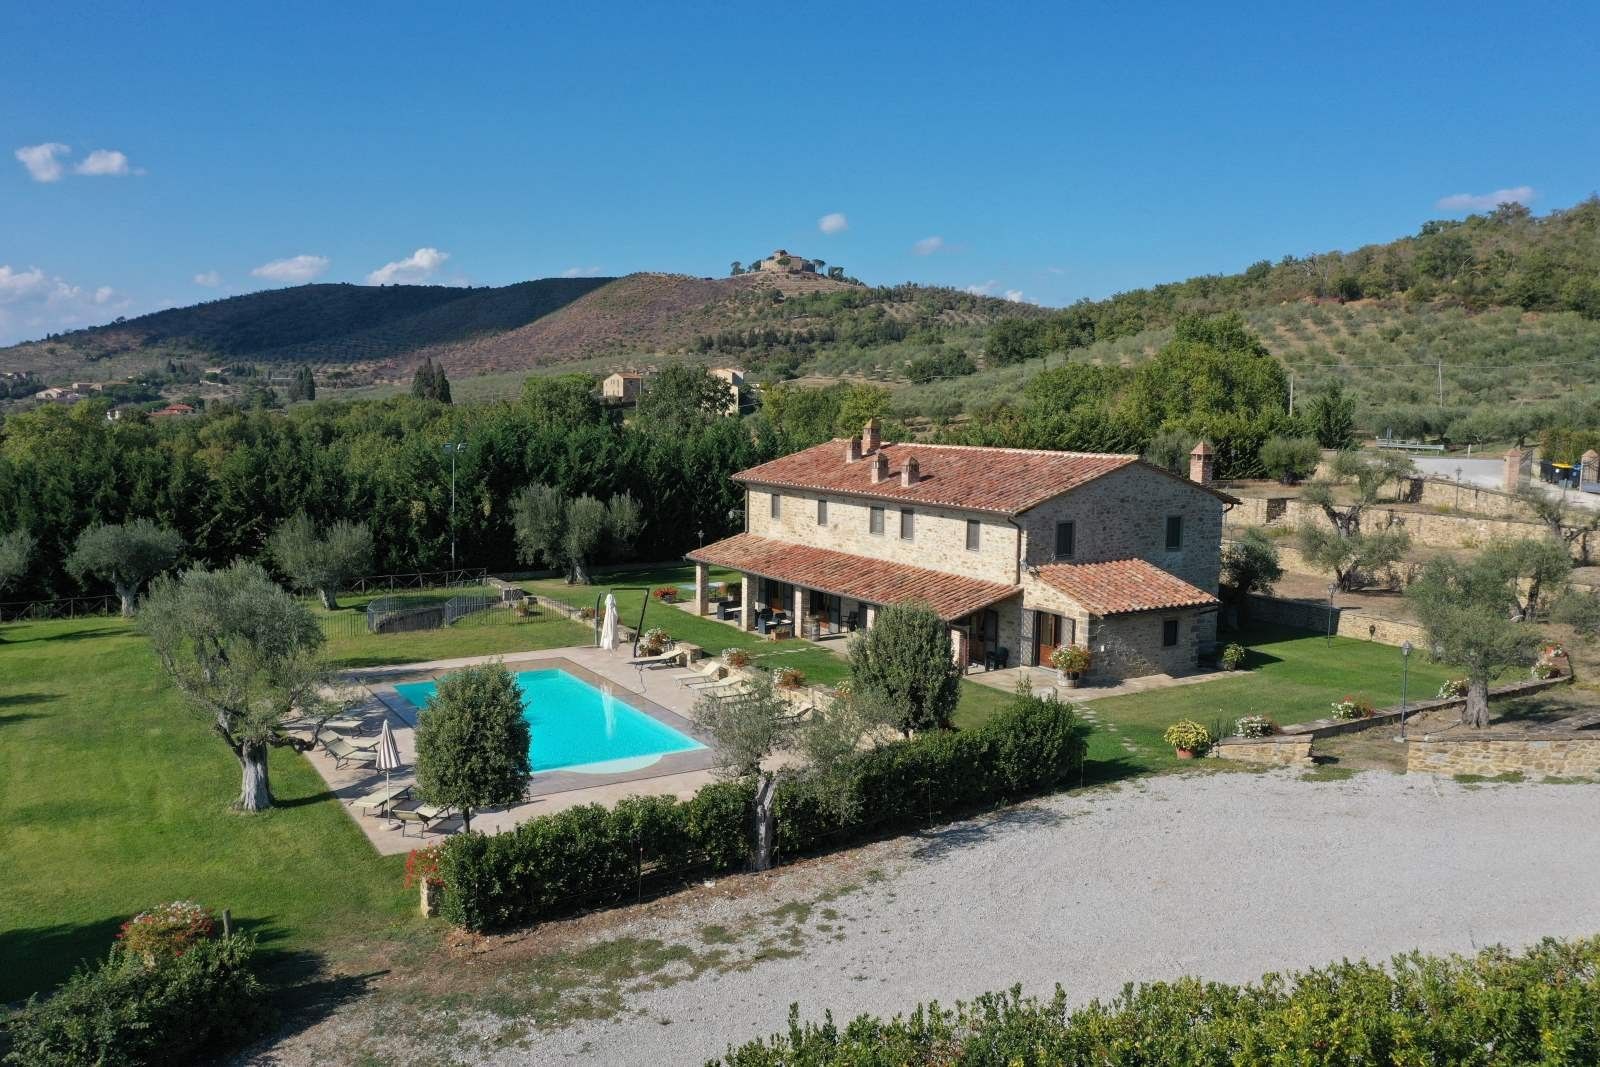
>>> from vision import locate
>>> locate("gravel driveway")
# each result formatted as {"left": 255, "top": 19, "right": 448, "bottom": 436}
{"left": 258, "top": 771, "right": 1600, "bottom": 1065}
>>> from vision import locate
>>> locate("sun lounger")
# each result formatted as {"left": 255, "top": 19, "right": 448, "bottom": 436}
{"left": 676, "top": 661, "right": 726, "bottom": 687}
{"left": 390, "top": 803, "right": 453, "bottom": 837}
{"left": 628, "top": 647, "right": 688, "bottom": 668}
{"left": 351, "top": 783, "right": 411, "bottom": 816}
{"left": 324, "top": 735, "right": 378, "bottom": 768}
{"left": 697, "top": 679, "right": 753, "bottom": 700}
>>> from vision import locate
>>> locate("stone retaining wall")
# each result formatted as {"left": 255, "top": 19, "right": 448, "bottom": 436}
{"left": 1406, "top": 734, "right": 1600, "bottom": 778}
{"left": 1278, "top": 674, "right": 1572, "bottom": 740}
{"left": 1243, "top": 593, "right": 1428, "bottom": 648}
{"left": 1212, "top": 735, "right": 1314, "bottom": 767}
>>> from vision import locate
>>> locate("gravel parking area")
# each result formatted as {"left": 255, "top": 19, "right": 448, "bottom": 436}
{"left": 255, "top": 770, "right": 1600, "bottom": 1065}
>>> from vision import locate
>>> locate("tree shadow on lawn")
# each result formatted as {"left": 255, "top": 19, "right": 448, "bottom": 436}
{"left": 3, "top": 625, "right": 126, "bottom": 645}
{"left": 0, "top": 692, "right": 57, "bottom": 709}
{"left": 0, "top": 915, "right": 127, "bottom": 1005}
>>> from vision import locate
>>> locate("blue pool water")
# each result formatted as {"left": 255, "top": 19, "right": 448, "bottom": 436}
{"left": 394, "top": 668, "right": 704, "bottom": 773}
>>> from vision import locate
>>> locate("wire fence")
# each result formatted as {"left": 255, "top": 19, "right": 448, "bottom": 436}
{"left": 347, "top": 568, "right": 489, "bottom": 593}
{"left": 0, "top": 593, "right": 122, "bottom": 623}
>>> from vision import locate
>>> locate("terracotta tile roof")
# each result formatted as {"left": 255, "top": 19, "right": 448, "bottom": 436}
{"left": 733, "top": 441, "right": 1143, "bottom": 515}
{"left": 688, "top": 533, "right": 1018, "bottom": 621}
{"left": 1034, "top": 559, "right": 1220, "bottom": 616}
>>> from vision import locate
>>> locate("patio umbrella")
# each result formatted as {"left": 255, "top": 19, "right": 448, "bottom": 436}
{"left": 374, "top": 718, "right": 403, "bottom": 803}
{"left": 600, "top": 592, "right": 619, "bottom": 651}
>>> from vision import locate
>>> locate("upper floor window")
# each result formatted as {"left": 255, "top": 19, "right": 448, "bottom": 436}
{"left": 869, "top": 506, "right": 885, "bottom": 535}
{"left": 900, "top": 508, "right": 915, "bottom": 541}
{"left": 1162, "top": 618, "right": 1180, "bottom": 647}
{"left": 1164, "top": 515, "right": 1183, "bottom": 551}
{"left": 966, "top": 519, "right": 981, "bottom": 552}
{"left": 1054, "top": 520, "right": 1075, "bottom": 559}
{"left": 816, "top": 498, "right": 828, "bottom": 526}
{"left": 770, "top": 493, "right": 782, "bottom": 520}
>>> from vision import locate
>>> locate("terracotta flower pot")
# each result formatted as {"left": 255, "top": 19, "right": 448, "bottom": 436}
{"left": 1175, "top": 748, "right": 1195, "bottom": 759}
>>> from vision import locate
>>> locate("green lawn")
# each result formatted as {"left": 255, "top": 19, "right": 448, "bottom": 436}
{"left": 318, "top": 589, "right": 593, "bottom": 669}
{"left": 521, "top": 565, "right": 855, "bottom": 687}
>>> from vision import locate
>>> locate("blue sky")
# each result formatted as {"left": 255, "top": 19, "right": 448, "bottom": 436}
{"left": 3, "top": 1, "right": 1598, "bottom": 344}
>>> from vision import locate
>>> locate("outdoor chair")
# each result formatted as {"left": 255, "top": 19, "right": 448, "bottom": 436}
{"left": 323, "top": 735, "right": 378, "bottom": 769}
{"left": 984, "top": 647, "right": 1010, "bottom": 671}
{"left": 676, "top": 661, "right": 726, "bottom": 687}
{"left": 628, "top": 647, "right": 689, "bottom": 669}
{"left": 351, "top": 783, "right": 411, "bottom": 816}
{"left": 390, "top": 803, "right": 454, "bottom": 836}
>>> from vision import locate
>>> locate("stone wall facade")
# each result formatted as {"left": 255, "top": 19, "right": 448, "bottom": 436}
{"left": 1406, "top": 735, "right": 1600, "bottom": 778}
{"left": 1213, "top": 736, "right": 1314, "bottom": 766}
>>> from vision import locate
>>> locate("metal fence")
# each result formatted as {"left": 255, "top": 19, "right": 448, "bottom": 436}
{"left": 346, "top": 568, "right": 489, "bottom": 593}
{"left": 0, "top": 593, "right": 121, "bottom": 623}
{"left": 363, "top": 588, "right": 496, "bottom": 635}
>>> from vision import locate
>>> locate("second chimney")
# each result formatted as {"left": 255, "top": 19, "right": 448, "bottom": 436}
{"left": 870, "top": 452, "right": 890, "bottom": 484}
{"left": 900, "top": 456, "right": 920, "bottom": 486}
{"left": 1188, "top": 440, "right": 1215, "bottom": 485}
{"left": 845, "top": 435, "right": 862, "bottom": 462}
{"left": 862, "top": 418, "right": 881, "bottom": 454}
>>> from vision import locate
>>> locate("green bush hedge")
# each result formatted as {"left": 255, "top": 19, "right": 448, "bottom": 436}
{"left": 438, "top": 696, "right": 1087, "bottom": 931}
{"left": 715, "top": 936, "right": 1600, "bottom": 1065}
{"left": 3, "top": 935, "right": 271, "bottom": 1066}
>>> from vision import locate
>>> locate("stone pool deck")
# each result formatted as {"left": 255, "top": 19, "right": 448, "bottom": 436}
{"left": 301, "top": 645, "right": 725, "bottom": 856}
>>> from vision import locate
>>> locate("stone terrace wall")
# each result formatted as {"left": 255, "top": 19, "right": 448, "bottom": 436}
{"left": 1243, "top": 593, "right": 1428, "bottom": 648}
{"left": 1407, "top": 734, "right": 1600, "bottom": 777}
{"left": 1212, "top": 735, "right": 1313, "bottom": 767}
{"left": 1279, "top": 674, "right": 1572, "bottom": 740}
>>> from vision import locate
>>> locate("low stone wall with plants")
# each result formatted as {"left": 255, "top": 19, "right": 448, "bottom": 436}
{"left": 1212, "top": 735, "right": 1314, "bottom": 766}
{"left": 1406, "top": 733, "right": 1600, "bottom": 777}
{"left": 1277, "top": 674, "right": 1572, "bottom": 741}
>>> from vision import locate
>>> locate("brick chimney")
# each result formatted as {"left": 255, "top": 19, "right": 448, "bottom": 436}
{"left": 845, "top": 435, "right": 862, "bottom": 463}
{"left": 1582, "top": 449, "right": 1600, "bottom": 486}
{"left": 1188, "top": 440, "right": 1215, "bottom": 485}
{"left": 870, "top": 452, "right": 890, "bottom": 484}
{"left": 900, "top": 456, "right": 920, "bottom": 486}
{"left": 862, "top": 418, "right": 881, "bottom": 455}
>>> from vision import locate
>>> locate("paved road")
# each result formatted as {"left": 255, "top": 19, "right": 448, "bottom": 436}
{"left": 526, "top": 772, "right": 1600, "bottom": 1064}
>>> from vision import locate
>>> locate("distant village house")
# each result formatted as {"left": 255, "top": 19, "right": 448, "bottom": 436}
{"left": 756, "top": 249, "right": 818, "bottom": 274}
{"left": 710, "top": 367, "right": 745, "bottom": 415}
{"left": 601, "top": 371, "right": 648, "bottom": 403}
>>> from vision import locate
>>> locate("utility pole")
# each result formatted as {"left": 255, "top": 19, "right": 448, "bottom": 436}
{"left": 1437, "top": 360, "right": 1444, "bottom": 407}
{"left": 1288, "top": 370, "right": 1295, "bottom": 416}
{"left": 443, "top": 441, "right": 467, "bottom": 571}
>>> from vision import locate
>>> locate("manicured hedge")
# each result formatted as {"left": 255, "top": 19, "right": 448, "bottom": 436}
{"left": 438, "top": 697, "right": 1087, "bottom": 931}
{"left": 3, "top": 935, "right": 270, "bottom": 1066}
{"left": 714, "top": 936, "right": 1600, "bottom": 1065}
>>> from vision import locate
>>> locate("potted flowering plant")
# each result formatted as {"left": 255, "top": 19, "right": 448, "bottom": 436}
{"left": 1235, "top": 715, "right": 1275, "bottom": 738}
{"left": 653, "top": 586, "right": 678, "bottom": 603}
{"left": 1330, "top": 695, "right": 1374, "bottom": 720}
{"left": 404, "top": 844, "right": 445, "bottom": 916}
{"left": 640, "top": 627, "right": 671, "bottom": 655}
{"left": 1220, "top": 643, "right": 1248, "bottom": 671}
{"left": 1162, "top": 719, "right": 1211, "bottom": 758}
{"left": 774, "top": 666, "right": 805, "bottom": 689}
{"left": 722, "top": 647, "right": 750, "bottom": 669}
{"left": 1050, "top": 644, "right": 1092, "bottom": 687}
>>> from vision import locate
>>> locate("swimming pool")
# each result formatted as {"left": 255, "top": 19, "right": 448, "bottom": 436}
{"left": 393, "top": 668, "right": 705, "bottom": 774}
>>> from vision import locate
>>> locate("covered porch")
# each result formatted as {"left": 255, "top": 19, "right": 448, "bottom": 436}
{"left": 686, "top": 533, "right": 1021, "bottom": 663}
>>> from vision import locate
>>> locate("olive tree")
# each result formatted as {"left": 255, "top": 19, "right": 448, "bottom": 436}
{"left": 846, "top": 601, "right": 960, "bottom": 735}
{"left": 267, "top": 512, "right": 374, "bottom": 609}
{"left": 413, "top": 662, "right": 531, "bottom": 831}
{"left": 511, "top": 484, "right": 641, "bottom": 583}
{"left": 1258, "top": 436, "right": 1321, "bottom": 484}
{"left": 0, "top": 528, "right": 35, "bottom": 640}
{"left": 66, "top": 519, "right": 184, "bottom": 617}
{"left": 1221, "top": 529, "right": 1283, "bottom": 623}
{"left": 1297, "top": 450, "right": 1416, "bottom": 590}
{"left": 141, "top": 562, "right": 335, "bottom": 811}
{"left": 1516, "top": 485, "right": 1600, "bottom": 564}
{"left": 1407, "top": 552, "right": 1544, "bottom": 728}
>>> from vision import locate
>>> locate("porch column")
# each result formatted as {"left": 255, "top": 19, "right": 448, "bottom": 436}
{"left": 692, "top": 561, "right": 708, "bottom": 616}
{"left": 950, "top": 627, "right": 967, "bottom": 667}
{"left": 864, "top": 604, "right": 877, "bottom": 629}
{"left": 739, "top": 575, "right": 753, "bottom": 631}
{"left": 793, "top": 586, "right": 805, "bottom": 636}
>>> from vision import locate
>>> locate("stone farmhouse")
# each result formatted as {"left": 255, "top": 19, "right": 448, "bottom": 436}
{"left": 601, "top": 371, "right": 647, "bottom": 403}
{"left": 709, "top": 366, "right": 745, "bottom": 415}
{"left": 688, "top": 421, "right": 1236, "bottom": 681}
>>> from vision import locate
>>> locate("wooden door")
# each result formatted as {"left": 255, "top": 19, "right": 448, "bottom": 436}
{"left": 1034, "top": 611, "right": 1063, "bottom": 665}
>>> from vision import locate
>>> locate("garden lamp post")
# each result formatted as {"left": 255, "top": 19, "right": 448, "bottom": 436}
{"left": 443, "top": 441, "right": 467, "bottom": 571}
{"left": 1398, "top": 640, "right": 1413, "bottom": 740}
{"left": 1326, "top": 582, "right": 1338, "bottom": 641}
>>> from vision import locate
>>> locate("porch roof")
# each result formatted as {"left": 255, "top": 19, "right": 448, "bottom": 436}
{"left": 688, "top": 533, "right": 1019, "bottom": 621}
{"left": 1033, "top": 558, "right": 1220, "bottom": 616}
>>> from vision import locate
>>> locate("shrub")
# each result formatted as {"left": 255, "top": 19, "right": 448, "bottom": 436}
{"left": 722, "top": 647, "right": 750, "bottom": 668}
{"left": 1162, "top": 719, "right": 1211, "bottom": 752}
{"left": 116, "top": 900, "right": 215, "bottom": 962}
{"left": 403, "top": 843, "right": 444, "bottom": 889}
{"left": 1330, "top": 694, "right": 1375, "bottom": 720}
{"left": 1235, "top": 715, "right": 1275, "bottom": 738}
{"left": 4, "top": 936, "right": 271, "bottom": 1066}
{"left": 1258, "top": 435, "right": 1322, "bottom": 483}
{"left": 1048, "top": 644, "right": 1092, "bottom": 675}
{"left": 640, "top": 626, "right": 671, "bottom": 654}
{"left": 1533, "top": 661, "right": 1560, "bottom": 679}
{"left": 1438, "top": 677, "right": 1469, "bottom": 699}
{"left": 773, "top": 666, "right": 805, "bottom": 688}
{"left": 1220, "top": 643, "right": 1248, "bottom": 670}
{"left": 437, "top": 697, "right": 1089, "bottom": 931}
{"left": 712, "top": 936, "right": 1600, "bottom": 1065}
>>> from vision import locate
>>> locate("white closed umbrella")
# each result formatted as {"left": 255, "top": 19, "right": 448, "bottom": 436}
{"left": 375, "top": 718, "right": 403, "bottom": 808}
{"left": 600, "top": 592, "right": 619, "bottom": 652}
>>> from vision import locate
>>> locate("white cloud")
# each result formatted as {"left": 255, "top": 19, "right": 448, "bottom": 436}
{"left": 559, "top": 265, "right": 603, "bottom": 278}
{"left": 15, "top": 142, "right": 70, "bottom": 182}
{"left": 818, "top": 212, "right": 849, "bottom": 235}
{"left": 0, "top": 264, "right": 131, "bottom": 344}
{"left": 74, "top": 149, "right": 133, "bottom": 176}
{"left": 193, "top": 270, "right": 222, "bottom": 287}
{"left": 1044, "top": 266, "right": 1065, "bottom": 275}
{"left": 251, "top": 254, "right": 330, "bottom": 284}
{"left": 962, "top": 280, "right": 999, "bottom": 296}
{"left": 365, "top": 247, "right": 450, "bottom": 285}
{"left": 1435, "top": 185, "right": 1535, "bottom": 212}
{"left": 912, "top": 235, "right": 945, "bottom": 255}
{"left": 1004, "top": 289, "right": 1026, "bottom": 303}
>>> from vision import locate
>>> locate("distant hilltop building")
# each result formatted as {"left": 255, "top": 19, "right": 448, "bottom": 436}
{"left": 602, "top": 371, "right": 648, "bottom": 403}
{"left": 756, "top": 249, "right": 818, "bottom": 274}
